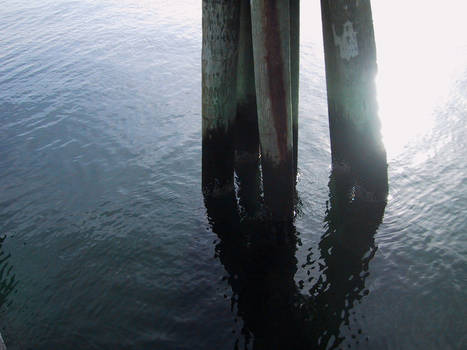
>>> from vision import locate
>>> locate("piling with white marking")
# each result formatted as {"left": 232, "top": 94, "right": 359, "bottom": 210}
{"left": 321, "top": 0, "right": 387, "bottom": 193}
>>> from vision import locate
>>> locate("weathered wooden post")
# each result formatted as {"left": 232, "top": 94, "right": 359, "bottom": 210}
{"left": 321, "top": 0, "right": 387, "bottom": 193}
{"left": 234, "top": 0, "right": 262, "bottom": 215}
{"left": 251, "top": 0, "right": 294, "bottom": 222}
{"left": 235, "top": 0, "right": 259, "bottom": 166}
{"left": 290, "top": 0, "right": 300, "bottom": 179}
{"left": 202, "top": 0, "right": 241, "bottom": 198}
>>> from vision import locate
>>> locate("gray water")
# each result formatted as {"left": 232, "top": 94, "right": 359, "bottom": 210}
{"left": 1, "top": 0, "right": 466, "bottom": 349}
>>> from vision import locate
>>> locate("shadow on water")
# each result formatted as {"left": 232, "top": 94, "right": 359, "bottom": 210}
{"left": 203, "top": 152, "right": 387, "bottom": 349}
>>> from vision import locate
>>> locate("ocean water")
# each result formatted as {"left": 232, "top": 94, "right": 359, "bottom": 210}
{"left": 0, "top": 0, "right": 466, "bottom": 349}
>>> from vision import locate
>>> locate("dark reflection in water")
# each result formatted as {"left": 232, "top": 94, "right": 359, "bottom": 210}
{"left": 0, "top": 236, "right": 17, "bottom": 310}
{"left": 203, "top": 155, "right": 387, "bottom": 349}
{"left": 305, "top": 167, "right": 387, "bottom": 349}
{"left": 204, "top": 191, "right": 303, "bottom": 349}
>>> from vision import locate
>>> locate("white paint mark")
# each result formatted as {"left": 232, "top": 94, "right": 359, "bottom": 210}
{"left": 332, "top": 20, "right": 359, "bottom": 61}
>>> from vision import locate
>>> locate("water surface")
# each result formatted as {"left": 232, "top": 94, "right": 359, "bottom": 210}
{"left": 1, "top": 0, "right": 466, "bottom": 349}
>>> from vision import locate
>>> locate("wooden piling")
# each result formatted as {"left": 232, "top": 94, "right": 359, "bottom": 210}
{"left": 251, "top": 0, "right": 294, "bottom": 222}
{"left": 202, "top": 0, "right": 241, "bottom": 198}
{"left": 290, "top": 0, "right": 300, "bottom": 179}
{"left": 234, "top": 0, "right": 262, "bottom": 215}
{"left": 320, "top": 0, "right": 387, "bottom": 193}
{"left": 235, "top": 0, "right": 259, "bottom": 166}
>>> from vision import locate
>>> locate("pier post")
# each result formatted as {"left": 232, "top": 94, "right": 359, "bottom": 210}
{"left": 251, "top": 0, "right": 294, "bottom": 222}
{"left": 320, "top": 0, "right": 387, "bottom": 193}
{"left": 290, "top": 0, "right": 300, "bottom": 179}
{"left": 234, "top": 0, "right": 262, "bottom": 215}
{"left": 202, "top": 0, "right": 241, "bottom": 198}
{"left": 235, "top": 0, "right": 259, "bottom": 166}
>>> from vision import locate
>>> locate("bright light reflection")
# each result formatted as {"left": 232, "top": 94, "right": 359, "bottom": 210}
{"left": 300, "top": 0, "right": 467, "bottom": 160}
{"left": 372, "top": 0, "right": 467, "bottom": 158}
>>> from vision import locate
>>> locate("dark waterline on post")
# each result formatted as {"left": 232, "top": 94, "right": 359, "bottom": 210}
{"left": 202, "top": 0, "right": 240, "bottom": 198}
{"left": 251, "top": 0, "right": 294, "bottom": 222}
{"left": 234, "top": 0, "right": 262, "bottom": 216}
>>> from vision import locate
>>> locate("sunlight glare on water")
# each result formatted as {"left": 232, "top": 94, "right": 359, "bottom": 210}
{"left": 373, "top": 0, "right": 467, "bottom": 158}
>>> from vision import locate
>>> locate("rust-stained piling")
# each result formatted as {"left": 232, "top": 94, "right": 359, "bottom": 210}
{"left": 321, "top": 0, "right": 387, "bottom": 193}
{"left": 202, "top": 0, "right": 240, "bottom": 198}
{"left": 251, "top": 0, "right": 294, "bottom": 221}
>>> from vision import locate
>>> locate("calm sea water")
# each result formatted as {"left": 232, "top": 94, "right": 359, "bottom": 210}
{"left": 1, "top": 0, "right": 466, "bottom": 349}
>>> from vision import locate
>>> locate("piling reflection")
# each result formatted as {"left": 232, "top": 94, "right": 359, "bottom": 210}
{"left": 306, "top": 166, "right": 387, "bottom": 349}
{"left": 203, "top": 150, "right": 387, "bottom": 349}
{"left": 204, "top": 192, "right": 305, "bottom": 349}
